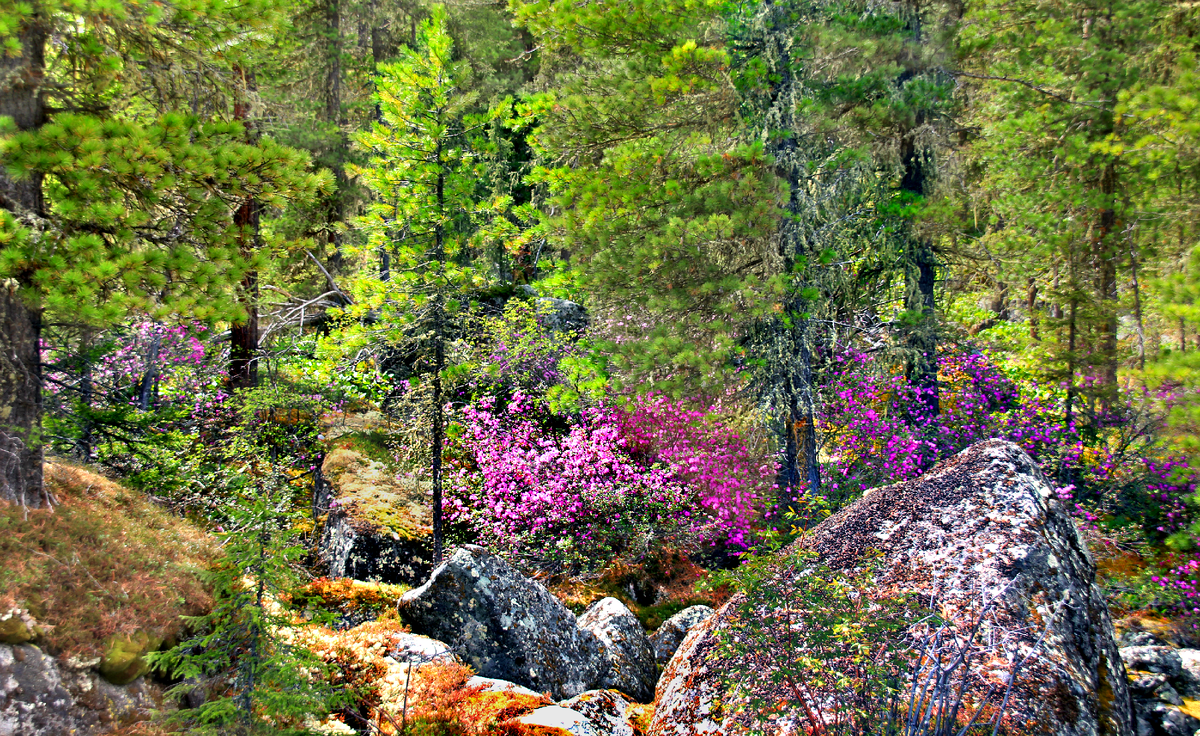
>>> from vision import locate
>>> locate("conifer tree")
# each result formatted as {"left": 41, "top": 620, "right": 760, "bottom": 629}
{"left": 0, "top": 0, "right": 328, "bottom": 507}
{"left": 960, "top": 0, "right": 1164, "bottom": 427}
{"left": 338, "top": 5, "right": 500, "bottom": 561}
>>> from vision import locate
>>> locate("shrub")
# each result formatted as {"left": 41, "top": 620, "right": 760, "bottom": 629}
{"left": 446, "top": 392, "right": 696, "bottom": 573}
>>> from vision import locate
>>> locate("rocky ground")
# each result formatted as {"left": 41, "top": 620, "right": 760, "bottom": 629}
{"left": 2, "top": 440, "right": 1176, "bottom": 736}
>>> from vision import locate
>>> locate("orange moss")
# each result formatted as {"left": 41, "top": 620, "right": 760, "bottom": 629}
{"left": 0, "top": 462, "right": 215, "bottom": 658}
{"left": 288, "top": 577, "right": 409, "bottom": 620}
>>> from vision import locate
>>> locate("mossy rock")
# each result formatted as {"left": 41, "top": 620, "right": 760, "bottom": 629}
{"left": 99, "top": 631, "right": 162, "bottom": 685}
{"left": 321, "top": 448, "right": 432, "bottom": 540}
{"left": 0, "top": 615, "right": 35, "bottom": 644}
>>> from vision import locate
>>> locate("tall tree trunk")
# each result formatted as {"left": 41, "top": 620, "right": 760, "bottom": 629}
{"left": 0, "top": 19, "right": 47, "bottom": 507}
{"left": 1093, "top": 160, "right": 1120, "bottom": 414}
{"left": 1028, "top": 278, "right": 1039, "bottom": 341}
{"left": 430, "top": 138, "right": 445, "bottom": 564}
{"left": 230, "top": 67, "right": 260, "bottom": 390}
{"left": 323, "top": 0, "right": 348, "bottom": 269}
{"left": 900, "top": 125, "right": 939, "bottom": 423}
{"left": 760, "top": 0, "right": 820, "bottom": 506}
{"left": 1129, "top": 238, "right": 1145, "bottom": 370}
{"left": 138, "top": 330, "right": 161, "bottom": 411}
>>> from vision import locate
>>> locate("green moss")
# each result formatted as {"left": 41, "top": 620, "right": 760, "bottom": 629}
{"left": 99, "top": 631, "right": 162, "bottom": 685}
{"left": 328, "top": 431, "right": 395, "bottom": 467}
{"left": 323, "top": 446, "right": 432, "bottom": 541}
{"left": 352, "top": 490, "right": 430, "bottom": 540}
{"left": 0, "top": 616, "right": 34, "bottom": 644}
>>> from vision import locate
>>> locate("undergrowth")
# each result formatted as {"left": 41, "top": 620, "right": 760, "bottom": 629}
{"left": 0, "top": 461, "right": 214, "bottom": 657}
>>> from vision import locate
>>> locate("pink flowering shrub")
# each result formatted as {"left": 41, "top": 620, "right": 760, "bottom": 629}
{"left": 616, "top": 393, "right": 775, "bottom": 547}
{"left": 820, "top": 349, "right": 1019, "bottom": 500}
{"left": 446, "top": 392, "right": 697, "bottom": 573}
{"left": 44, "top": 321, "right": 227, "bottom": 417}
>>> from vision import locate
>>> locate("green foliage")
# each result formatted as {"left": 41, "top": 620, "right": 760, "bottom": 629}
{"left": 512, "top": 0, "right": 788, "bottom": 393}
{"left": 330, "top": 5, "right": 505, "bottom": 361}
{"left": 0, "top": 0, "right": 328, "bottom": 323}
{"left": 710, "top": 545, "right": 917, "bottom": 735}
{"left": 150, "top": 468, "right": 344, "bottom": 735}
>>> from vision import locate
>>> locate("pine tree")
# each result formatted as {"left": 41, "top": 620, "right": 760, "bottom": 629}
{"left": 336, "top": 5, "right": 501, "bottom": 561}
{"left": 959, "top": 0, "right": 1166, "bottom": 428}
{"left": 0, "top": 0, "right": 328, "bottom": 507}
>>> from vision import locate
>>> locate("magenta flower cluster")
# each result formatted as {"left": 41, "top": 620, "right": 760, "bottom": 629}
{"left": 445, "top": 388, "right": 774, "bottom": 567}
{"left": 445, "top": 392, "right": 696, "bottom": 568}
{"left": 819, "top": 350, "right": 1020, "bottom": 495}
{"left": 616, "top": 392, "right": 775, "bottom": 547}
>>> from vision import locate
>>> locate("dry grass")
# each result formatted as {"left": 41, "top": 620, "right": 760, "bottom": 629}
{"left": 0, "top": 461, "right": 216, "bottom": 658}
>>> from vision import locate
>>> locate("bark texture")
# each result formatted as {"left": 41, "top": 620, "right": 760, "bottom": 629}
{"left": 0, "top": 20, "right": 46, "bottom": 508}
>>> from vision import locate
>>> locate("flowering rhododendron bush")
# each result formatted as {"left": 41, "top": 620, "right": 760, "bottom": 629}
{"left": 616, "top": 393, "right": 775, "bottom": 548}
{"left": 446, "top": 389, "right": 773, "bottom": 572}
{"left": 446, "top": 392, "right": 694, "bottom": 573}
{"left": 816, "top": 345, "right": 1200, "bottom": 619}
{"left": 821, "top": 347, "right": 1154, "bottom": 508}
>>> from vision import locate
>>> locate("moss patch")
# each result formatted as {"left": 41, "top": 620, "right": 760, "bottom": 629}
{"left": 322, "top": 448, "right": 432, "bottom": 540}
{"left": 99, "top": 631, "right": 162, "bottom": 685}
{"left": 287, "top": 577, "right": 410, "bottom": 621}
{"left": 0, "top": 461, "right": 215, "bottom": 658}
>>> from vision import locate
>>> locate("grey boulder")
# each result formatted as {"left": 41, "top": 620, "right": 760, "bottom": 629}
{"left": 1, "top": 643, "right": 157, "bottom": 736}
{"left": 650, "top": 440, "right": 1133, "bottom": 736}
{"left": 577, "top": 598, "right": 657, "bottom": 703}
{"left": 648, "top": 606, "right": 714, "bottom": 666}
{"left": 397, "top": 545, "right": 607, "bottom": 700}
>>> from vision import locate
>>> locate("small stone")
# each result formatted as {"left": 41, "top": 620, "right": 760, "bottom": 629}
{"left": 1122, "top": 646, "right": 1183, "bottom": 679}
{"left": 518, "top": 705, "right": 599, "bottom": 736}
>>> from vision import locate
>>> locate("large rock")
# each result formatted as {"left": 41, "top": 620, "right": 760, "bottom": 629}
{"left": 577, "top": 598, "right": 657, "bottom": 703}
{"left": 1, "top": 643, "right": 158, "bottom": 736}
{"left": 648, "top": 605, "right": 713, "bottom": 667}
{"left": 317, "top": 448, "right": 433, "bottom": 585}
{"left": 397, "top": 545, "right": 607, "bottom": 700}
{"left": 651, "top": 440, "right": 1133, "bottom": 736}
{"left": 559, "top": 690, "right": 642, "bottom": 736}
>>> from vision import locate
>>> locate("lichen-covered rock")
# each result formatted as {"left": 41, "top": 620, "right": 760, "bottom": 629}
{"left": 1133, "top": 701, "right": 1200, "bottom": 736}
{"left": 1176, "top": 649, "right": 1200, "bottom": 696}
{"left": 577, "top": 598, "right": 656, "bottom": 703}
{"left": 467, "top": 675, "right": 546, "bottom": 699}
{"left": 648, "top": 606, "right": 713, "bottom": 667}
{"left": 537, "top": 297, "right": 588, "bottom": 333}
{"left": 398, "top": 545, "right": 607, "bottom": 700}
{"left": 388, "top": 632, "right": 458, "bottom": 665}
{"left": 651, "top": 440, "right": 1133, "bottom": 736}
{"left": 560, "top": 690, "right": 640, "bottom": 736}
{"left": 1121, "top": 646, "right": 1200, "bottom": 736}
{"left": 1, "top": 643, "right": 158, "bottom": 736}
{"left": 518, "top": 705, "right": 597, "bottom": 736}
{"left": 317, "top": 448, "right": 433, "bottom": 585}
{"left": 1122, "top": 646, "right": 1183, "bottom": 680}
